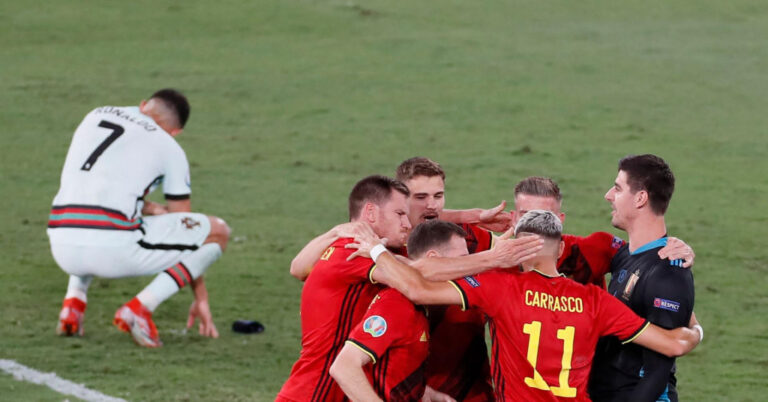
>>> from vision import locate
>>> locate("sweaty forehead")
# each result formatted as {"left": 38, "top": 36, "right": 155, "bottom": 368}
{"left": 405, "top": 175, "right": 445, "bottom": 194}
{"left": 514, "top": 194, "right": 561, "bottom": 213}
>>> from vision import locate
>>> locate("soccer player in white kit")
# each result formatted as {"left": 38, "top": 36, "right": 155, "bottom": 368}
{"left": 48, "top": 89, "right": 231, "bottom": 347}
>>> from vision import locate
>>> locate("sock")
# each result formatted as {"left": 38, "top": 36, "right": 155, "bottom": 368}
{"left": 65, "top": 275, "right": 93, "bottom": 303}
{"left": 137, "top": 243, "right": 222, "bottom": 312}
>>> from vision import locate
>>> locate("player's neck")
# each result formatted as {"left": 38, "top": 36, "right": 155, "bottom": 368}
{"left": 522, "top": 260, "right": 559, "bottom": 277}
{"left": 626, "top": 213, "right": 667, "bottom": 253}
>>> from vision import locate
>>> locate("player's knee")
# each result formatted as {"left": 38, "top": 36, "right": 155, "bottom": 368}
{"left": 206, "top": 216, "right": 231, "bottom": 250}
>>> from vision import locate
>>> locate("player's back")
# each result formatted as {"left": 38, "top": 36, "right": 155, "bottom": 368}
{"left": 53, "top": 106, "right": 187, "bottom": 220}
{"left": 278, "top": 238, "right": 383, "bottom": 402}
{"left": 457, "top": 271, "right": 647, "bottom": 401}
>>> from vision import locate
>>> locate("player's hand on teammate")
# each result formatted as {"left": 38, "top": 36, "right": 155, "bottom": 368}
{"left": 477, "top": 200, "right": 514, "bottom": 232}
{"left": 345, "top": 224, "right": 387, "bottom": 261}
{"left": 332, "top": 221, "right": 371, "bottom": 240}
{"left": 658, "top": 237, "right": 695, "bottom": 268}
{"left": 421, "top": 386, "right": 457, "bottom": 402}
{"left": 491, "top": 226, "right": 544, "bottom": 268}
{"left": 187, "top": 300, "right": 219, "bottom": 338}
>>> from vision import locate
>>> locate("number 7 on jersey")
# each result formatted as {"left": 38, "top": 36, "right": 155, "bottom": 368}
{"left": 81, "top": 120, "right": 125, "bottom": 171}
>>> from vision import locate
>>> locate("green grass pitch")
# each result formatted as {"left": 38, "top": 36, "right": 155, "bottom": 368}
{"left": 1, "top": 0, "right": 767, "bottom": 400}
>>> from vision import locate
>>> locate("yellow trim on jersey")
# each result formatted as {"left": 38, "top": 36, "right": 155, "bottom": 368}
{"left": 490, "top": 234, "right": 496, "bottom": 249}
{"left": 448, "top": 280, "right": 468, "bottom": 311}
{"left": 368, "top": 264, "right": 378, "bottom": 284}
{"left": 622, "top": 321, "right": 651, "bottom": 344}
{"left": 346, "top": 340, "right": 377, "bottom": 364}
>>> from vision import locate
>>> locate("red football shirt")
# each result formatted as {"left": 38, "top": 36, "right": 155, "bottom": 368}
{"left": 425, "top": 223, "right": 495, "bottom": 401}
{"left": 277, "top": 238, "right": 384, "bottom": 402}
{"left": 453, "top": 270, "right": 648, "bottom": 401}
{"left": 558, "top": 232, "right": 625, "bottom": 288}
{"left": 347, "top": 288, "right": 430, "bottom": 401}
{"left": 460, "top": 223, "right": 494, "bottom": 254}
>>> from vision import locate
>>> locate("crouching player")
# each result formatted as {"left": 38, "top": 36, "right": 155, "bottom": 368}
{"left": 349, "top": 213, "right": 701, "bottom": 401}
{"left": 330, "top": 221, "right": 470, "bottom": 401}
{"left": 48, "top": 89, "right": 230, "bottom": 347}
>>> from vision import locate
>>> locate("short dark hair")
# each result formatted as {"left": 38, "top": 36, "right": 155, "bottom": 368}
{"left": 150, "top": 88, "right": 190, "bottom": 128}
{"left": 618, "top": 154, "right": 675, "bottom": 215}
{"left": 514, "top": 176, "right": 562, "bottom": 202}
{"left": 407, "top": 220, "right": 467, "bottom": 259}
{"left": 395, "top": 157, "right": 445, "bottom": 182}
{"left": 348, "top": 175, "right": 410, "bottom": 220}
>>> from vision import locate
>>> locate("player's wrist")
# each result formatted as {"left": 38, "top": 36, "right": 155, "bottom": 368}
{"left": 370, "top": 244, "right": 387, "bottom": 262}
{"left": 692, "top": 324, "right": 704, "bottom": 342}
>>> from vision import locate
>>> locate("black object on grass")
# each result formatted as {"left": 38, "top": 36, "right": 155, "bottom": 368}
{"left": 232, "top": 320, "right": 265, "bottom": 334}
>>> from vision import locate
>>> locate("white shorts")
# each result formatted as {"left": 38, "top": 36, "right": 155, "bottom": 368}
{"left": 49, "top": 213, "right": 211, "bottom": 278}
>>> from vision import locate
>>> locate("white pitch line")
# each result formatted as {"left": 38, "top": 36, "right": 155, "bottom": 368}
{"left": 0, "top": 359, "right": 127, "bottom": 402}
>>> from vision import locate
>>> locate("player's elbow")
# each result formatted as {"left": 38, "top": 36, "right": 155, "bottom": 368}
{"left": 329, "top": 360, "right": 340, "bottom": 382}
{"left": 661, "top": 341, "right": 686, "bottom": 358}
{"left": 401, "top": 282, "right": 430, "bottom": 305}
{"left": 329, "top": 357, "right": 348, "bottom": 384}
{"left": 675, "top": 338, "right": 695, "bottom": 357}
{"left": 289, "top": 260, "right": 309, "bottom": 281}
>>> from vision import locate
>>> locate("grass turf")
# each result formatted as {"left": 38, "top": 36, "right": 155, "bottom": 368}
{"left": 1, "top": 0, "right": 767, "bottom": 400}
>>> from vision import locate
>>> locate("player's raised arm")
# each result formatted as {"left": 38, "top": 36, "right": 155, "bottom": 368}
{"left": 289, "top": 222, "right": 371, "bottom": 281}
{"left": 411, "top": 228, "right": 542, "bottom": 281}
{"left": 347, "top": 221, "right": 475, "bottom": 306}
{"left": 372, "top": 252, "right": 464, "bottom": 306}
{"left": 329, "top": 343, "right": 383, "bottom": 402}
{"left": 439, "top": 200, "right": 513, "bottom": 233}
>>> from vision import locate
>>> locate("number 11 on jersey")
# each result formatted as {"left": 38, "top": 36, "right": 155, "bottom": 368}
{"left": 523, "top": 321, "right": 577, "bottom": 398}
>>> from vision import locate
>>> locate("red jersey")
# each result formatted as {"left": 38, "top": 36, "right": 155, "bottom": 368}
{"left": 347, "top": 288, "right": 430, "bottom": 401}
{"left": 277, "top": 238, "right": 384, "bottom": 402}
{"left": 453, "top": 270, "right": 648, "bottom": 401}
{"left": 558, "top": 232, "right": 625, "bottom": 288}
{"left": 460, "top": 223, "right": 494, "bottom": 254}
{"left": 424, "top": 223, "right": 495, "bottom": 401}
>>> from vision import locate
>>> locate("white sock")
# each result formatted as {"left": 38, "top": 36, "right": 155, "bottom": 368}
{"left": 65, "top": 275, "right": 92, "bottom": 303}
{"left": 137, "top": 243, "right": 222, "bottom": 312}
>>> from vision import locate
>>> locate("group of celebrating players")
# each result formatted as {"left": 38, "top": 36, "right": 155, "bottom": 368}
{"left": 49, "top": 89, "right": 700, "bottom": 401}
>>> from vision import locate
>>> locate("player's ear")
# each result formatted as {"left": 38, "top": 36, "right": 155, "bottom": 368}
{"left": 425, "top": 250, "right": 439, "bottom": 258}
{"left": 634, "top": 190, "right": 649, "bottom": 209}
{"left": 558, "top": 212, "right": 566, "bottom": 225}
{"left": 363, "top": 202, "right": 377, "bottom": 224}
{"left": 510, "top": 210, "right": 520, "bottom": 227}
{"left": 557, "top": 240, "right": 565, "bottom": 259}
{"left": 168, "top": 127, "right": 183, "bottom": 137}
{"left": 139, "top": 100, "right": 148, "bottom": 112}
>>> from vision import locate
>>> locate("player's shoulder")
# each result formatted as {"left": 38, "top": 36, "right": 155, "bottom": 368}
{"left": 466, "top": 268, "right": 515, "bottom": 285}
{"left": 564, "top": 231, "right": 624, "bottom": 248}
{"left": 368, "top": 288, "right": 419, "bottom": 320}
{"left": 376, "top": 288, "right": 415, "bottom": 308}
{"left": 319, "top": 238, "right": 372, "bottom": 263}
{"left": 460, "top": 222, "right": 486, "bottom": 234}
{"left": 648, "top": 257, "right": 693, "bottom": 282}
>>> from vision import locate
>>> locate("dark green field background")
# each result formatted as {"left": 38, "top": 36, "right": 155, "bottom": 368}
{"left": 1, "top": 1, "right": 766, "bottom": 400}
